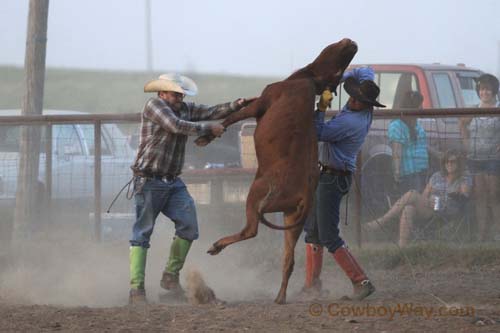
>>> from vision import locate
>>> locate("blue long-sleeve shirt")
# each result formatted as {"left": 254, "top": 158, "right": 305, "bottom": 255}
{"left": 315, "top": 106, "right": 372, "bottom": 172}
{"left": 315, "top": 67, "right": 375, "bottom": 172}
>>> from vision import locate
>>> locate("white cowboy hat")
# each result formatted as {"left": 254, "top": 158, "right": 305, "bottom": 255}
{"left": 143, "top": 73, "right": 198, "bottom": 96}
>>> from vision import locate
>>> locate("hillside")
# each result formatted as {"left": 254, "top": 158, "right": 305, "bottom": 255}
{"left": 0, "top": 66, "right": 280, "bottom": 113}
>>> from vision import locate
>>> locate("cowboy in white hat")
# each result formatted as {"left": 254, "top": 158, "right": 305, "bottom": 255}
{"left": 128, "top": 73, "right": 256, "bottom": 304}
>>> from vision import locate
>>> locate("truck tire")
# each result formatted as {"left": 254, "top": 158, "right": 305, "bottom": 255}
{"left": 360, "top": 154, "right": 396, "bottom": 221}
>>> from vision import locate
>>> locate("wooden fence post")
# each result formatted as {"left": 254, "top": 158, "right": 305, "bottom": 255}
{"left": 13, "top": 0, "right": 50, "bottom": 240}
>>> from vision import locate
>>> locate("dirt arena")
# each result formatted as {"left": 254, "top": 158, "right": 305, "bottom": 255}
{"left": 1, "top": 222, "right": 499, "bottom": 332}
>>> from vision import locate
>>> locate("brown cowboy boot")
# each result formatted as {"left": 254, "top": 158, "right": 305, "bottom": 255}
{"left": 160, "top": 271, "right": 184, "bottom": 292}
{"left": 128, "top": 288, "right": 146, "bottom": 305}
{"left": 332, "top": 245, "right": 375, "bottom": 301}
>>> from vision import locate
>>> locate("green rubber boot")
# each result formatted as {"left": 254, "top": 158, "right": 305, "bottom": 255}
{"left": 160, "top": 237, "right": 192, "bottom": 291}
{"left": 129, "top": 246, "right": 148, "bottom": 303}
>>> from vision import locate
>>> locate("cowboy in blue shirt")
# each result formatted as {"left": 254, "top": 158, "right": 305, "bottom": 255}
{"left": 302, "top": 67, "right": 385, "bottom": 301}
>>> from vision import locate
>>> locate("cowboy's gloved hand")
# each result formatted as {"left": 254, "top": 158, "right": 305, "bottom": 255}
{"left": 317, "top": 89, "right": 333, "bottom": 112}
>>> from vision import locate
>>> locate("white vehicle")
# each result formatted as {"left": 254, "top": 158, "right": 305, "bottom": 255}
{"left": 0, "top": 110, "right": 136, "bottom": 238}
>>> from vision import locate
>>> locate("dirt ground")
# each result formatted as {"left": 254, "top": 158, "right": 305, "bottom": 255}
{"left": 1, "top": 223, "right": 499, "bottom": 332}
{"left": 1, "top": 266, "right": 499, "bottom": 332}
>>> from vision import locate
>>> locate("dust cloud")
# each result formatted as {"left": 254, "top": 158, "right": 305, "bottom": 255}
{"left": 185, "top": 267, "right": 217, "bottom": 305}
{"left": 0, "top": 210, "right": 311, "bottom": 307}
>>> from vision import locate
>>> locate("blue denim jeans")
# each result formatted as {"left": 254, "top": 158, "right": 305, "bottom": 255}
{"left": 130, "top": 177, "right": 199, "bottom": 248}
{"left": 397, "top": 170, "right": 427, "bottom": 195}
{"left": 305, "top": 172, "right": 352, "bottom": 253}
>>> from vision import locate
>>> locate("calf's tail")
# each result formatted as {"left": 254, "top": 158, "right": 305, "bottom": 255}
{"left": 257, "top": 184, "right": 307, "bottom": 230}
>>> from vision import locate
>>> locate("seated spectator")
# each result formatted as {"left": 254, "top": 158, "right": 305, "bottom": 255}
{"left": 389, "top": 91, "right": 429, "bottom": 195}
{"left": 365, "top": 149, "right": 471, "bottom": 247}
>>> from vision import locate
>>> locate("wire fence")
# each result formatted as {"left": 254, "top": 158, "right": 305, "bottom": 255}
{"left": 0, "top": 108, "right": 499, "bottom": 246}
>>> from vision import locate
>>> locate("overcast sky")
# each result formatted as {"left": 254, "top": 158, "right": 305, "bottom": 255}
{"left": 1, "top": 0, "right": 500, "bottom": 77}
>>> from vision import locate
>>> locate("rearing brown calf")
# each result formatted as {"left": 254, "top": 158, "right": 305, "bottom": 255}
{"left": 196, "top": 38, "right": 358, "bottom": 304}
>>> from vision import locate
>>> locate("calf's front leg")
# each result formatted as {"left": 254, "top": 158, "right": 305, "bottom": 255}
{"left": 195, "top": 99, "right": 262, "bottom": 146}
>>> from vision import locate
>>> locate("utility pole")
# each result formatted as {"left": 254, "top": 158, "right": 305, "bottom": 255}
{"left": 145, "top": 0, "right": 153, "bottom": 72}
{"left": 497, "top": 41, "right": 500, "bottom": 79}
{"left": 13, "top": 0, "right": 50, "bottom": 240}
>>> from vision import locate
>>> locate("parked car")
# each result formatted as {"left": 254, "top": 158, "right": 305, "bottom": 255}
{"left": 0, "top": 110, "right": 136, "bottom": 238}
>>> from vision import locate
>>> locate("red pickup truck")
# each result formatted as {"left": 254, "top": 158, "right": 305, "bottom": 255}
{"left": 346, "top": 63, "right": 482, "bottom": 109}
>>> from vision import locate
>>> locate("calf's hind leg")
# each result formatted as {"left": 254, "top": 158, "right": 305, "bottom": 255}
{"left": 274, "top": 213, "right": 304, "bottom": 304}
{"left": 207, "top": 177, "right": 269, "bottom": 255}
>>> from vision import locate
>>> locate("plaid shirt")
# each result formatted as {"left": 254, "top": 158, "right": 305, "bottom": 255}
{"left": 132, "top": 97, "right": 238, "bottom": 176}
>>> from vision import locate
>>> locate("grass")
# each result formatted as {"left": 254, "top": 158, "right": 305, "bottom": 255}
{"left": 285, "top": 241, "right": 500, "bottom": 273}
{"left": 353, "top": 242, "right": 500, "bottom": 270}
{"left": 0, "top": 66, "right": 280, "bottom": 113}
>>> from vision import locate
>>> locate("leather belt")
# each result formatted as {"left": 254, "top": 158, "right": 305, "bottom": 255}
{"left": 319, "top": 164, "right": 351, "bottom": 176}
{"left": 151, "top": 174, "right": 177, "bottom": 182}
{"left": 133, "top": 170, "right": 177, "bottom": 182}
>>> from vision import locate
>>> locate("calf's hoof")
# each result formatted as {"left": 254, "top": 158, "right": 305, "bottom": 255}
{"left": 274, "top": 292, "right": 286, "bottom": 305}
{"left": 207, "top": 242, "right": 224, "bottom": 255}
{"left": 274, "top": 288, "right": 286, "bottom": 304}
{"left": 194, "top": 136, "right": 212, "bottom": 147}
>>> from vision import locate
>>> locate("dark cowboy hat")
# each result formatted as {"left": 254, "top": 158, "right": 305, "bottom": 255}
{"left": 344, "top": 77, "right": 386, "bottom": 108}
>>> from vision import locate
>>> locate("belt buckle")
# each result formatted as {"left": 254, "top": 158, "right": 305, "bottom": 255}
{"left": 321, "top": 165, "right": 330, "bottom": 173}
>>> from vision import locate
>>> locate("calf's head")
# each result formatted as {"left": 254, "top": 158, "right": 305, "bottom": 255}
{"left": 288, "top": 38, "right": 358, "bottom": 94}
